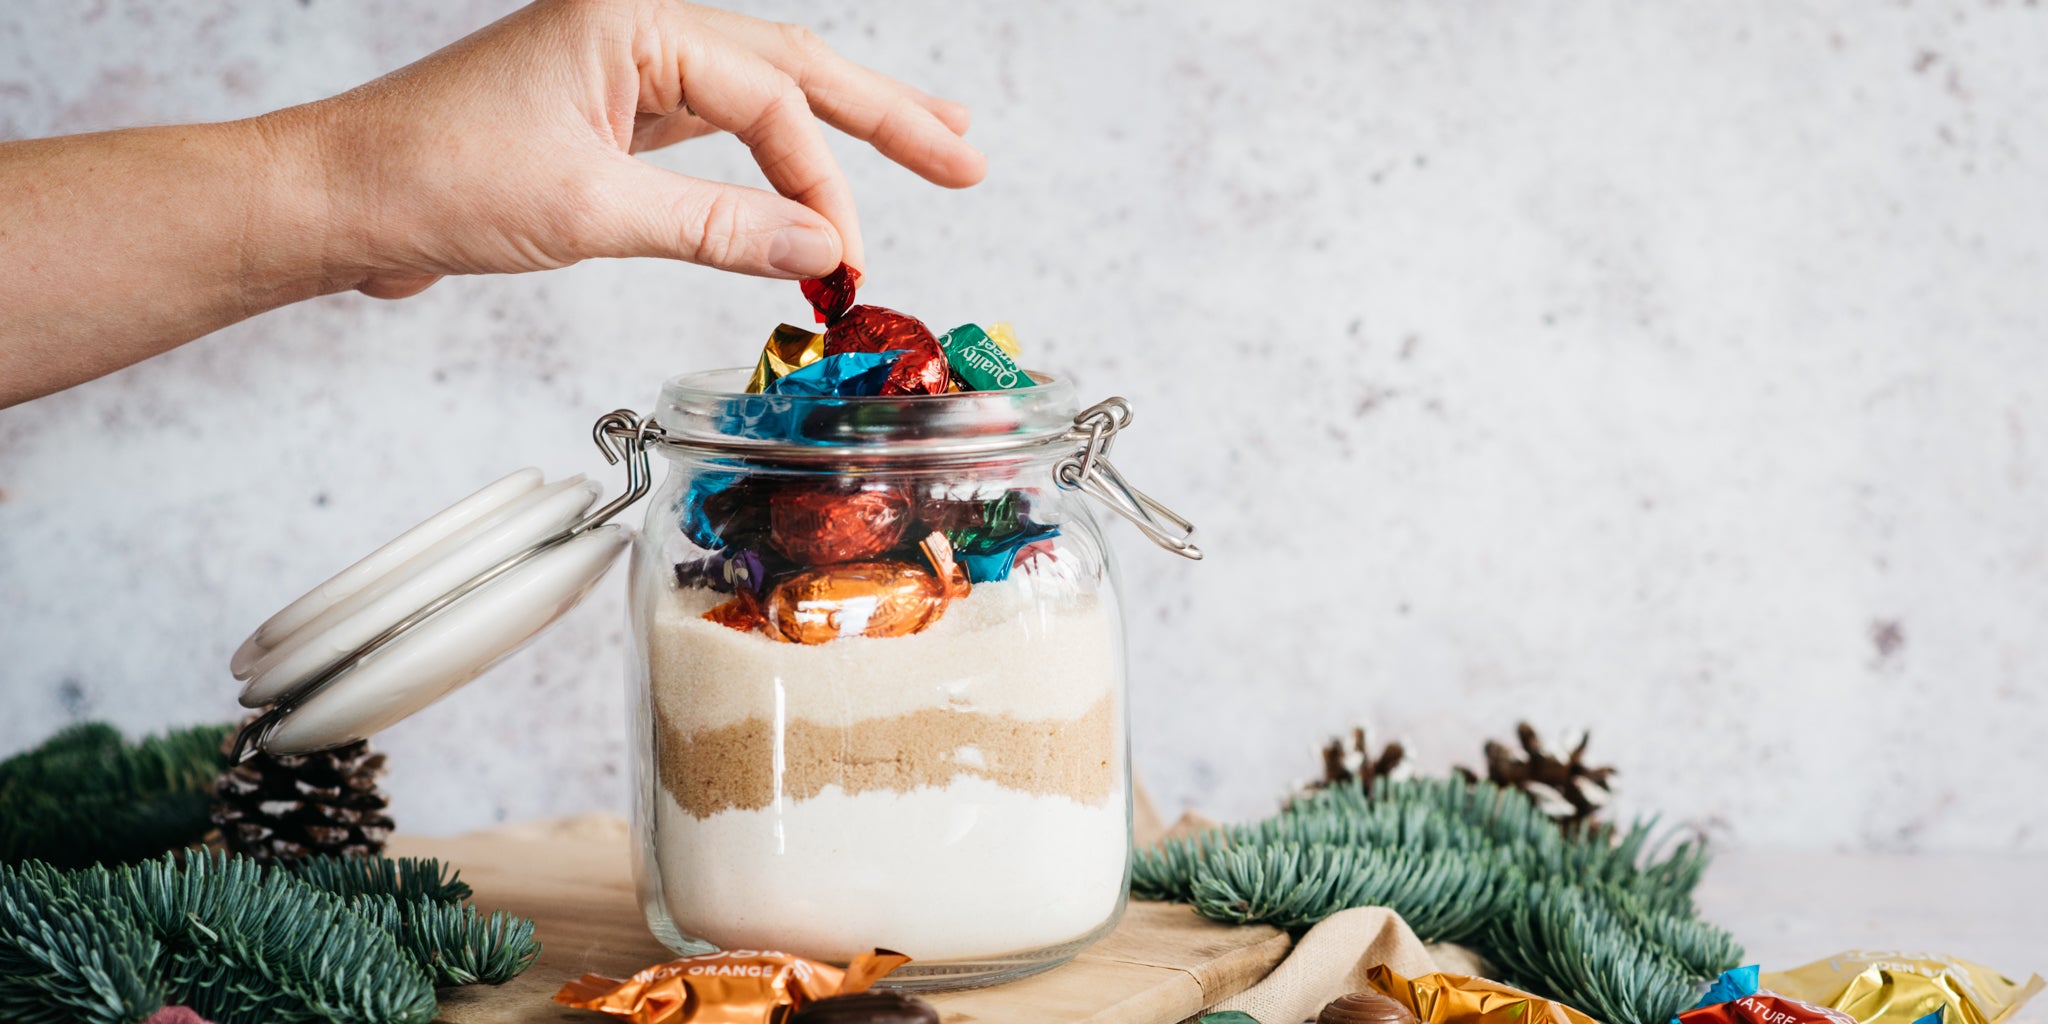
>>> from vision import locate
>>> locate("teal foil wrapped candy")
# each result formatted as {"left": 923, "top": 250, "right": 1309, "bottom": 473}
{"left": 939, "top": 323, "right": 1032, "bottom": 392}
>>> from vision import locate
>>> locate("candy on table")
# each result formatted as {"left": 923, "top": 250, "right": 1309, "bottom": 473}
{"left": 1762, "top": 955, "right": 2044, "bottom": 1024}
{"left": 1365, "top": 965, "right": 1597, "bottom": 1024}
{"left": 786, "top": 991, "right": 940, "bottom": 1024}
{"left": 553, "top": 948, "right": 911, "bottom": 1024}
{"left": 1320, "top": 989, "right": 1421, "bottom": 1024}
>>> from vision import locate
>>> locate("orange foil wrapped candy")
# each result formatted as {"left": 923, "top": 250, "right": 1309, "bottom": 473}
{"left": 702, "top": 590, "right": 766, "bottom": 634}
{"left": 1366, "top": 966, "right": 1597, "bottom": 1024}
{"left": 768, "top": 485, "right": 913, "bottom": 565}
{"left": 764, "top": 561, "right": 951, "bottom": 645}
{"left": 555, "top": 948, "right": 909, "bottom": 1024}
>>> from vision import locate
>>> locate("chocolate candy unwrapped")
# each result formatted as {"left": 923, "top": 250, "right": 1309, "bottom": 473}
{"left": 745, "top": 323, "right": 827, "bottom": 394}
{"left": 788, "top": 991, "right": 939, "bottom": 1024}
{"left": 1763, "top": 954, "right": 2044, "bottom": 1024}
{"left": 764, "top": 561, "right": 951, "bottom": 644}
{"left": 1321, "top": 990, "right": 1420, "bottom": 1024}
{"left": 939, "top": 323, "right": 1031, "bottom": 392}
{"left": 770, "top": 484, "right": 913, "bottom": 565}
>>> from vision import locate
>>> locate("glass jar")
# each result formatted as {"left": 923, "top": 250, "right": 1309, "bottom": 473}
{"left": 622, "top": 369, "right": 1193, "bottom": 990}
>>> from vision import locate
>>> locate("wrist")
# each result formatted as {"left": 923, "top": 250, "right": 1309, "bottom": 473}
{"left": 236, "top": 103, "right": 365, "bottom": 301}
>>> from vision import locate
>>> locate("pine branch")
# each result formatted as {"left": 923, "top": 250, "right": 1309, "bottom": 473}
{"left": 1134, "top": 777, "right": 1741, "bottom": 1024}
{"left": 0, "top": 721, "right": 235, "bottom": 867}
{"left": 290, "top": 854, "right": 474, "bottom": 905}
{"left": 0, "top": 860, "right": 165, "bottom": 1024}
{"left": 352, "top": 895, "right": 544, "bottom": 986}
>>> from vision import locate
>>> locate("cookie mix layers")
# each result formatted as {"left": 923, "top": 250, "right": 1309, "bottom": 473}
{"left": 646, "top": 576, "right": 1126, "bottom": 963}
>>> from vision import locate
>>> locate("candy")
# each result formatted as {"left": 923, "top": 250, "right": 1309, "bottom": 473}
{"left": 1680, "top": 993, "right": 1861, "bottom": 1024}
{"left": 766, "top": 352, "right": 900, "bottom": 397}
{"left": 800, "top": 263, "right": 861, "bottom": 323}
{"left": 745, "top": 323, "right": 827, "bottom": 394}
{"left": 787, "top": 992, "right": 940, "bottom": 1024}
{"left": 919, "top": 531, "right": 971, "bottom": 598}
{"left": 938, "top": 323, "right": 1032, "bottom": 391}
{"left": 702, "top": 591, "right": 766, "bottom": 634}
{"left": 763, "top": 561, "right": 952, "bottom": 645}
{"left": 1320, "top": 990, "right": 1420, "bottom": 1024}
{"left": 986, "top": 320, "right": 1022, "bottom": 357}
{"left": 555, "top": 948, "right": 910, "bottom": 1024}
{"left": 800, "top": 263, "right": 950, "bottom": 396}
{"left": 680, "top": 474, "right": 781, "bottom": 552}
{"left": 1763, "top": 954, "right": 2045, "bottom": 1024}
{"left": 769, "top": 484, "right": 913, "bottom": 565}
{"left": 1365, "top": 966, "right": 1596, "bottom": 1024}
{"left": 672, "top": 548, "right": 768, "bottom": 595}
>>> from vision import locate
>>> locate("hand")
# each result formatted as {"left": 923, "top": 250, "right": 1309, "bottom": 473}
{"left": 298, "top": 0, "right": 987, "bottom": 298}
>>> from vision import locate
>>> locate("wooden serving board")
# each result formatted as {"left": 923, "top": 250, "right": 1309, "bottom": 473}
{"left": 390, "top": 820, "right": 1289, "bottom": 1024}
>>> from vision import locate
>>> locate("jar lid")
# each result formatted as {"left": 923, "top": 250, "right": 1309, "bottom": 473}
{"left": 231, "top": 465, "right": 633, "bottom": 756}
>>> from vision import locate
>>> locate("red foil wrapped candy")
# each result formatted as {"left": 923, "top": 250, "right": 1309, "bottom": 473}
{"left": 769, "top": 484, "right": 913, "bottom": 565}
{"left": 800, "top": 263, "right": 949, "bottom": 396}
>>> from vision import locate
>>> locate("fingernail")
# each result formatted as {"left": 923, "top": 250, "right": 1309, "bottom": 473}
{"left": 769, "top": 226, "right": 837, "bottom": 277}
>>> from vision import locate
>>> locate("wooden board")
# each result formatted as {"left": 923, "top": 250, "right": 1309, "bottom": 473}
{"left": 391, "top": 822, "right": 1289, "bottom": 1024}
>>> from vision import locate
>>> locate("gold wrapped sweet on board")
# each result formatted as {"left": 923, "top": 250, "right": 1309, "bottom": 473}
{"left": 1365, "top": 965, "right": 1597, "bottom": 1024}
{"left": 1763, "top": 952, "right": 2045, "bottom": 1024}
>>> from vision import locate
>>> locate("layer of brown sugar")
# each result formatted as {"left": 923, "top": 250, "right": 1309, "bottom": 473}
{"left": 656, "top": 695, "right": 1116, "bottom": 818}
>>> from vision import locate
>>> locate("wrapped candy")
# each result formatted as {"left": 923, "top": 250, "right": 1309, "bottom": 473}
{"left": 768, "top": 484, "right": 913, "bottom": 565}
{"left": 1365, "top": 966, "right": 1596, "bottom": 1024}
{"left": 766, "top": 352, "right": 899, "bottom": 397}
{"left": 938, "top": 323, "right": 1032, "bottom": 391}
{"left": 555, "top": 948, "right": 909, "bottom": 1024}
{"left": 680, "top": 474, "right": 781, "bottom": 552}
{"left": 800, "top": 263, "right": 949, "bottom": 396}
{"left": 1763, "top": 954, "right": 2045, "bottom": 1024}
{"left": 744, "top": 324, "right": 827, "bottom": 394}
{"left": 985, "top": 321, "right": 1022, "bottom": 357}
{"left": 788, "top": 991, "right": 939, "bottom": 1024}
{"left": 763, "top": 561, "right": 953, "bottom": 644}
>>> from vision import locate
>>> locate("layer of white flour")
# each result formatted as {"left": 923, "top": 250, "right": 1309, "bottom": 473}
{"left": 653, "top": 778, "right": 1128, "bottom": 962}
{"left": 648, "top": 576, "right": 1119, "bottom": 731}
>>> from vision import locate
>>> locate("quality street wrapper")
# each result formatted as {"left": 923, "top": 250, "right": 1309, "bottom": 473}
{"left": 1763, "top": 953, "right": 2045, "bottom": 1024}
{"left": 555, "top": 948, "right": 911, "bottom": 1024}
{"left": 1365, "top": 965, "right": 1596, "bottom": 1024}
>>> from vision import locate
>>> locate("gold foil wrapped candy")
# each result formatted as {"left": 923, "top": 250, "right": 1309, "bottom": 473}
{"left": 744, "top": 323, "right": 827, "bottom": 394}
{"left": 1366, "top": 965, "right": 1597, "bottom": 1024}
{"left": 1763, "top": 952, "right": 2045, "bottom": 1024}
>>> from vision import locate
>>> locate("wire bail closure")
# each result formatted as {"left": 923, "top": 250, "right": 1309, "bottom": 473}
{"left": 1056, "top": 398, "right": 1203, "bottom": 560}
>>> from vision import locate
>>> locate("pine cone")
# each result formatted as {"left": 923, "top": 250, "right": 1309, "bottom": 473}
{"left": 1303, "top": 726, "right": 1406, "bottom": 794}
{"left": 211, "top": 728, "right": 393, "bottom": 865}
{"left": 1456, "top": 722, "right": 1614, "bottom": 831}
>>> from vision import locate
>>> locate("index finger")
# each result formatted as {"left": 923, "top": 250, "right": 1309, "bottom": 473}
{"left": 643, "top": 8, "right": 864, "bottom": 269}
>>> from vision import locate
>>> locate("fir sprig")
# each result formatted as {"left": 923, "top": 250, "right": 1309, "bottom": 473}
{"left": 0, "top": 852, "right": 541, "bottom": 1024}
{"left": 0, "top": 722, "right": 235, "bottom": 867}
{"left": 291, "top": 853, "right": 474, "bottom": 905}
{"left": 1135, "top": 777, "right": 1740, "bottom": 1024}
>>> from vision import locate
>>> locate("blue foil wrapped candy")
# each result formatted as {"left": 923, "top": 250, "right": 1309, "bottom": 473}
{"left": 765, "top": 351, "right": 900, "bottom": 397}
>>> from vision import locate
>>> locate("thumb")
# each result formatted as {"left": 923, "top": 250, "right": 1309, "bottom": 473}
{"left": 586, "top": 155, "right": 845, "bottom": 279}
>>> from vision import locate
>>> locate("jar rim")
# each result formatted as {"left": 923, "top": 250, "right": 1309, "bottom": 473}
{"left": 651, "top": 367, "right": 1082, "bottom": 465}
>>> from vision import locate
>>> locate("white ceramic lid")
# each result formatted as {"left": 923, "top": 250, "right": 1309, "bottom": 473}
{"left": 234, "top": 469, "right": 631, "bottom": 756}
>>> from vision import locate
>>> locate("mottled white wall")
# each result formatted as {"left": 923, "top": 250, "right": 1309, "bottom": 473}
{"left": 4, "top": 0, "right": 2045, "bottom": 852}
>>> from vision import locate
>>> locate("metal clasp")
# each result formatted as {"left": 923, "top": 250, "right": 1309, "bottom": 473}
{"left": 1056, "top": 398, "right": 1202, "bottom": 560}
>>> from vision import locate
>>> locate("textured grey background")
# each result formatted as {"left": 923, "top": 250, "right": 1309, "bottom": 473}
{"left": 3, "top": 0, "right": 2045, "bottom": 852}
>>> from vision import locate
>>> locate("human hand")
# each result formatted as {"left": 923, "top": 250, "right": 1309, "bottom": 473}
{"left": 288, "top": 0, "right": 987, "bottom": 298}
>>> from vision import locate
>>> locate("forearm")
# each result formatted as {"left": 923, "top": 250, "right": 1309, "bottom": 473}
{"left": 0, "top": 110, "right": 336, "bottom": 407}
